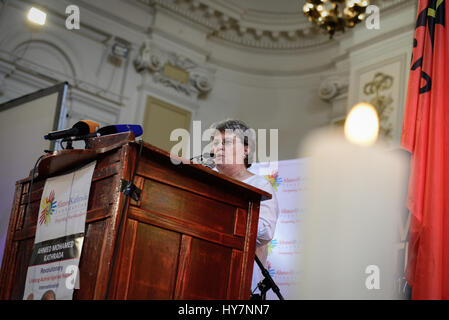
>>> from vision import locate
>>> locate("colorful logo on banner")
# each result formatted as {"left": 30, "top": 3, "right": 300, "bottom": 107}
{"left": 39, "top": 190, "right": 57, "bottom": 226}
{"left": 264, "top": 172, "right": 283, "bottom": 191}
{"left": 268, "top": 238, "right": 279, "bottom": 256}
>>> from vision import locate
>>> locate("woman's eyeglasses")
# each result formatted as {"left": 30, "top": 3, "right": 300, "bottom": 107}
{"left": 212, "top": 138, "right": 237, "bottom": 148}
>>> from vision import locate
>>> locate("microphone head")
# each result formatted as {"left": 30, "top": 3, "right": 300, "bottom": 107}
{"left": 114, "top": 124, "right": 143, "bottom": 137}
{"left": 201, "top": 152, "right": 215, "bottom": 169}
{"left": 83, "top": 120, "right": 100, "bottom": 133}
{"left": 74, "top": 120, "right": 100, "bottom": 135}
{"left": 97, "top": 124, "right": 143, "bottom": 138}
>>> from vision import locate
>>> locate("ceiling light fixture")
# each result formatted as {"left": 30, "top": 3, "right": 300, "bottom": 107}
{"left": 303, "top": 0, "right": 369, "bottom": 38}
{"left": 27, "top": 7, "right": 47, "bottom": 26}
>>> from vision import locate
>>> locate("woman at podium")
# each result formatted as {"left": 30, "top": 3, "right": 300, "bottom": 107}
{"left": 209, "top": 119, "right": 279, "bottom": 295}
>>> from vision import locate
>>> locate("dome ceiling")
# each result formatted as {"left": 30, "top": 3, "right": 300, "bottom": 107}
{"left": 139, "top": 0, "right": 408, "bottom": 50}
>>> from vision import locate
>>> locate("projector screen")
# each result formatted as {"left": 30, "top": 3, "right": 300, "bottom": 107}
{"left": 0, "top": 82, "right": 68, "bottom": 264}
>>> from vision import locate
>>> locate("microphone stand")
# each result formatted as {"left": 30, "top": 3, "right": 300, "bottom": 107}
{"left": 250, "top": 255, "right": 284, "bottom": 300}
{"left": 60, "top": 133, "right": 97, "bottom": 150}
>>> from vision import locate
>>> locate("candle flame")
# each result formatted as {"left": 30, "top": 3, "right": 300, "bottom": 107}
{"left": 344, "top": 102, "right": 379, "bottom": 146}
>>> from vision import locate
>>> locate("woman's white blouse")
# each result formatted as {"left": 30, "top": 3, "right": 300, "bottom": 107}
{"left": 243, "top": 174, "right": 279, "bottom": 293}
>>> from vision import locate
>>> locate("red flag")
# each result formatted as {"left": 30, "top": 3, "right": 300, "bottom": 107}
{"left": 401, "top": 0, "right": 449, "bottom": 299}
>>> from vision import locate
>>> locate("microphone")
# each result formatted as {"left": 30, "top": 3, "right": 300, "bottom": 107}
{"left": 44, "top": 120, "right": 99, "bottom": 140}
{"left": 190, "top": 152, "right": 215, "bottom": 169}
{"left": 97, "top": 124, "right": 143, "bottom": 138}
{"left": 190, "top": 152, "right": 215, "bottom": 161}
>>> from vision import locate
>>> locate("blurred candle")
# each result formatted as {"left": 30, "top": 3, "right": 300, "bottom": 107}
{"left": 344, "top": 102, "right": 379, "bottom": 146}
{"left": 294, "top": 105, "right": 408, "bottom": 299}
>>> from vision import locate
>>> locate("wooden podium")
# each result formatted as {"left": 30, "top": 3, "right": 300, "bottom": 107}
{"left": 0, "top": 133, "right": 270, "bottom": 300}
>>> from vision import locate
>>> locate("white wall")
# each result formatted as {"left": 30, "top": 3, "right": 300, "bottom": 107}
{"left": 196, "top": 67, "right": 331, "bottom": 160}
{"left": 0, "top": 0, "right": 417, "bottom": 265}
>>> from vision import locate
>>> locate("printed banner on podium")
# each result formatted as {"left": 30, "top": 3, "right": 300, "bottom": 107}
{"left": 23, "top": 161, "right": 96, "bottom": 300}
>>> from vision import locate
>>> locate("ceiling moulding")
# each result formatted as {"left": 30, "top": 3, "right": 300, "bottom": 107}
{"left": 137, "top": 0, "right": 410, "bottom": 51}
{"left": 134, "top": 40, "right": 215, "bottom": 99}
{"left": 138, "top": 0, "right": 330, "bottom": 49}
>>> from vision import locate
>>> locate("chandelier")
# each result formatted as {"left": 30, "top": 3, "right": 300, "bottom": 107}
{"left": 303, "top": 0, "right": 370, "bottom": 38}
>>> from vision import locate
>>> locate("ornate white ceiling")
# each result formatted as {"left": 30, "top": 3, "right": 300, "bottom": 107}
{"left": 226, "top": 0, "right": 305, "bottom": 15}
{"left": 138, "top": 0, "right": 409, "bottom": 50}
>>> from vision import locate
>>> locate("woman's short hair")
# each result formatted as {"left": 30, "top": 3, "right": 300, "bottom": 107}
{"left": 209, "top": 119, "right": 256, "bottom": 168}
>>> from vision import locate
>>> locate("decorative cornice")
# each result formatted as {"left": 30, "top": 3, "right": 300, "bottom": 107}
{"left": 136, "top": 0, "right": 410, "bottom": 50}
{"left": 319, "top": 76, "right": 349, "bottom": 102}
{"left": 139, "top": 0, "right": 330, "bottom": 49}
{"left": 134, "top": 39, "right": 215, "bottom": 97}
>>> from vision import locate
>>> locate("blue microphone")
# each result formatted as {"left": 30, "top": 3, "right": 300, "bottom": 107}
{"left": 97, "top": 124, "right": 143, "bottom": 138}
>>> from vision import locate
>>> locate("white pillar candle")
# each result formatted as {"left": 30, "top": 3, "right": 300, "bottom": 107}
{"left": 295, "top": 128, "right": 408, "bottom": 299}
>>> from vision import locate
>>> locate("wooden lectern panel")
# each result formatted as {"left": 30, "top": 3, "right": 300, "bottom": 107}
{"left": 0, "top": 133, "right": 270, "bottom": 300}
{"left": 125, "top": 222, "right": 181, "bottom": 299}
